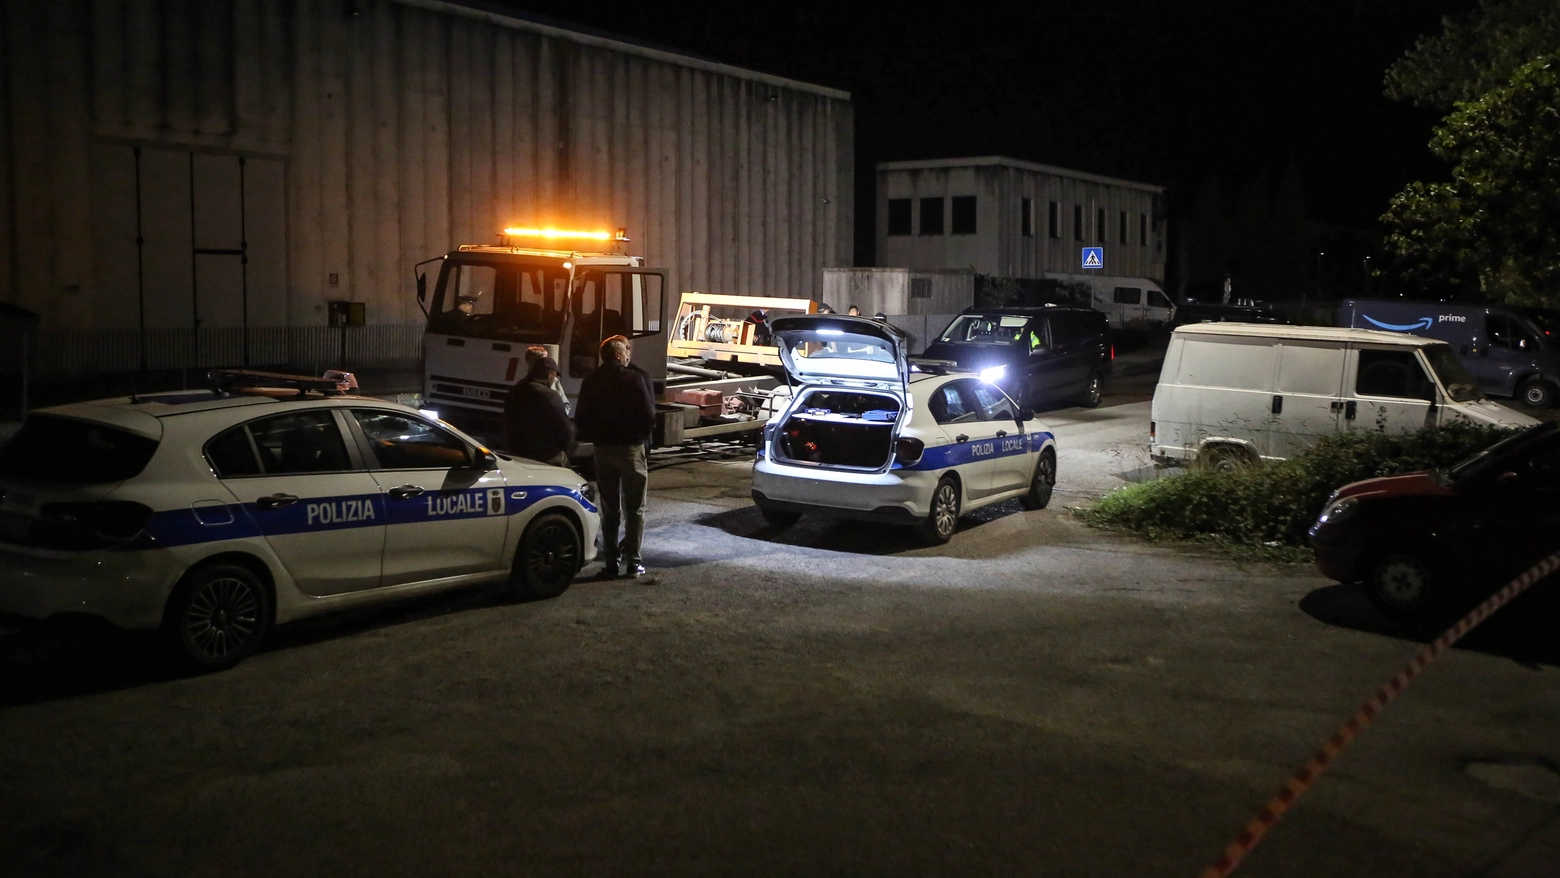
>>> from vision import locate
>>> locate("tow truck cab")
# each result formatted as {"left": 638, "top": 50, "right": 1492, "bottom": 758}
{"left": 416, "top": 228, "right": 667, "bottom": 441}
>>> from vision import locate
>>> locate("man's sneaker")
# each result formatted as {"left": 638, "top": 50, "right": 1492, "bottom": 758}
{"left": 597, "top": 558, "right": 621, "bottom": 579}
{"left": 621, "top": 563, "right": 648, "bottom": 580}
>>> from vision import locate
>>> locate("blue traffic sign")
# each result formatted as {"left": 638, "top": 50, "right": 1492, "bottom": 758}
{"left": 1081, "top": 247, "right": 1103, "bottom": 269}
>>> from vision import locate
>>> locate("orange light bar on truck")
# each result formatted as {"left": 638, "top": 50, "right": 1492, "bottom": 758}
{"left": 500, "top": 227, "right": 630, "bottom": 242}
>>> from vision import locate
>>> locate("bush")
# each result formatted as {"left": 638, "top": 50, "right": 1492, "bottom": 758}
{"left": 1083, "top": 422, "right": 1512, "bottom": 549}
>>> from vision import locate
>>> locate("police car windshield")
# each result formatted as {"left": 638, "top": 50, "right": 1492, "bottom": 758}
{"left": 939, "top": 315, "right": 1029, "bottom": 345}
{"left": 1421, "top": 344, "right": 1482, "bottom": 403}
{"left": 0, "top": 416, "right": 159, "bottom": 484}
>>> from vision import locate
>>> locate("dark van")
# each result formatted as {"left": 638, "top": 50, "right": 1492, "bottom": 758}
{"left": 919, "top": 306, "right": 1112, "bottom": 408}
{"left": 1338, "top": 299, "right": 1560, "bottom": 408}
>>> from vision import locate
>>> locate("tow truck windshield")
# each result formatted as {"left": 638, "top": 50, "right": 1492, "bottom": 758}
{"left": 428, "top": 259, "right": 571, "bottom": 342}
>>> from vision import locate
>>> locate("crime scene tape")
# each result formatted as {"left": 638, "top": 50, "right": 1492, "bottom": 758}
{"left": 1197, "top": 549, "right": 1560, "bottom": 878}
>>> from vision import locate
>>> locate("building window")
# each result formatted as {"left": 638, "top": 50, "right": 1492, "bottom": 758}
{"left": 1097, "top": 208, "right": 1107, "bottom": 243}
{"left": 951, "top": 196, "right": 977, "bottom": 235}
{"left": 910, "top": 278, "right": 932, "bottom": 299}
{"left": 1119, "top": 211, "right": 1128, "bottom": 244}
{"left": 887, "top": 199, "right": 912, "bottom": 236}
{"left": 1021, "top": 198, "right": 1034, "bottom": 237}
{"left": 1048, "top": 202, "right": 1060, "bottom": 239}
{"left": 920, "top": 197, "right": 944, "bottom": 236}
{"left": 1073, "top": 204, "right": 1083, "bottom": 241}
{"left": 1139, "top": 213, "right": 1148, "bottom": 246}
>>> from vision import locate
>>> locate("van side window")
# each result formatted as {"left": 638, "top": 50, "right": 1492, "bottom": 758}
{"left": 1047, "top": 315, "right": 1077, "bottom": 348}
{"left": 1356, "top": 349, "right": 1436, "bottom": 400}
{"left": 1113, "top": 287, "right": 1142, "bottom": 305}
{"left": 1148, "top": 289, "right": 1172, "bottom": 309}
{"left": 1489, "top": 314, "right": 1537, "bottom": 351}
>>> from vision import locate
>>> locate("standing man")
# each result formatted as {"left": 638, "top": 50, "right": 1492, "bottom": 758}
{"left": 503, "top": 356, "right": 574, "bottom": 467}
{"left": 524, "top": 344, "right": 569, "bottom": 412}
{"left": 573, "top": 335, "right": 655, "bottom": 580}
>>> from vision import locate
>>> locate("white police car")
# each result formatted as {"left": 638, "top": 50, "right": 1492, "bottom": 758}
{"left": 0, "top": 372, "right": 599, "bottom": 670}
{"left": 751, "top": 315, "right": 1057, "bottom": 543}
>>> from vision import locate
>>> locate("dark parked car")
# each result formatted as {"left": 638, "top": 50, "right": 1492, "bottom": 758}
{"left": 1170, "top": 301, "right": 1285, "bottom": 328}
{"left": 919, "top": 306, "right": 1112, "bottom": 408}
{"left": 1310, "top": 422, "right": 1560, "bottom": 621}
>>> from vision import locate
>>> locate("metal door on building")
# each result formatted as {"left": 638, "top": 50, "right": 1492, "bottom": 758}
{"left": 89, "top": 144, "right": 286, "bottom": 369}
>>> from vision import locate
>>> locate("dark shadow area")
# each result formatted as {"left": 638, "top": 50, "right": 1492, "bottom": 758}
{"left": 690, "top": 498, "right": 1024, "bottom": 558}
{"left": 1299, "top": 583, "right": 1560, "bottom": 668}
{"left": 0, "top": 579, "right": 590, "bottom": 706}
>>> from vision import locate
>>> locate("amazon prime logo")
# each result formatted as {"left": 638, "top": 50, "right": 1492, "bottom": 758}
{"left": 1361, "top": 314, "right": 1433, "bottom": 332}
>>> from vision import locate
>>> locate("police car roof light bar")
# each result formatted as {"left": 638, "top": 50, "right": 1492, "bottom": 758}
{"left": 208, "top": 369, "right": 352, "bottom": 397}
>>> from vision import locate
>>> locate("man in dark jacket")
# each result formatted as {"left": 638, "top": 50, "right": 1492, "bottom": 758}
{"left": 503, "top": 356, "right": 574, "bottom": 467}
{"left": 573, "top": 335, "right": 655, "bottom": 579}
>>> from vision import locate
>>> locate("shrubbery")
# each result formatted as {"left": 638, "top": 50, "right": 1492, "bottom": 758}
{"left": 1083, "top": 423, "right": 1512, "bottom": 550}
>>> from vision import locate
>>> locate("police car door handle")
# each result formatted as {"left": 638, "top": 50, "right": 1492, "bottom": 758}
{"left": 956, "top": 434, "right": 969, "bottom": 443}
{"left": 995, "top": 430, "right": 1008, "bottom": 437}
{"left": 388, "top": 485, "right": 425, "bottom": 500}
{"left": 256, "top": 493, "right": 299, "bottom": 509}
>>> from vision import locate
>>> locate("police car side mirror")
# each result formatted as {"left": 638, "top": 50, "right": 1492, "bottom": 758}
{"left": 1019, "top": 407, "right": 1035, "bottom": 422}
{"left": 476, "top": 449, "right": 499, "bottom": 471}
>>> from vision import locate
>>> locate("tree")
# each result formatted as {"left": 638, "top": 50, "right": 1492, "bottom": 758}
{"left": 1385, "top": 0, "right": 1560, "bottom": 109}
{"left": 1380, "top": 56, "right": 1560, "bottom": 304}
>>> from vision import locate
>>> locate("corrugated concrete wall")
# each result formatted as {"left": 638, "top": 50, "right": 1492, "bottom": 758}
{"left": 0, "top": 0, "right": 852, "bottom": 355}
{"left": 823, "top": 267, "right": 972, "bottom": 316}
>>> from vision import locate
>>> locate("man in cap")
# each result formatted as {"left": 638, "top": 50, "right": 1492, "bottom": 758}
{"left": 503, "top": 355, "right": 574, "bottom": 467}
{"left": 524, "top": 344, "right": 569, "bottom": 412}
{"left": 573, "top": 335, "right": 656, "bottom": 579}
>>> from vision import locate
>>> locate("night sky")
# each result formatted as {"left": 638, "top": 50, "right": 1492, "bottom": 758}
{"left": 493, "top": 1, "right": 1474, "bottom": 263}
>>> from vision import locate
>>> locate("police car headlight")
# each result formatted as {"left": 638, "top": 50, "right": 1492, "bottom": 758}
{"left": 979, "top": 364, "right": 1007, "bottom": 383}
{"left": 579, "top": 482, "right": 598, "bottom": 505}
{"left": 1316, "top": 497, "right": 1358, "bottom": 527}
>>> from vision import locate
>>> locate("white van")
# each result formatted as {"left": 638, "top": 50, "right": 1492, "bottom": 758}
{"left": 1046, "top": 273, "right": 1174, "bottom": 331}
{"left": 1150, "top": 323, "right": 1536, "bottom": 469}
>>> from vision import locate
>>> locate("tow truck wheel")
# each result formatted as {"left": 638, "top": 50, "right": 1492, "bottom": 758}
{"left": 511, "top": 512, "right": 582, "bottom": 600}
{"left": 163, "top": 563, "right": 272, "bottom": 672}
{"left": 1365, "top": 548, "right": 1445, "bottom": 621}
{"left": 1020, "top": 449, "right": 1056, "bottom": 510}
{"left": 916, "top": 476, "right": 962, "bottom": 545}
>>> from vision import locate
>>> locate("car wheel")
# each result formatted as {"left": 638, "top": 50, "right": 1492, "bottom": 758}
{"left": 1078, "top": 371, "right": 1102, "bottom": 408}
{"left": 1020, "top": 449, "right": 1056, "bottom": 510}
{"left": 1200, "top": 445, "right": 1252, "bottom": 474}
{"left": 916, "top": 475, "right": 962, "bottom": 545}
{"left": 1365, "top": 549, "right": 1445, "bottom": 621}
{"left": 163, "top": 563, "right": 271, "bottom": 672}
{"left": 759, "top": 505, "right": 802, "bottom": 528}
{"left": 1520, "top": 377, "right": 1556, "bottom": 409}
{"left": 511, "top": 512, "right": 582, "bottom": 600}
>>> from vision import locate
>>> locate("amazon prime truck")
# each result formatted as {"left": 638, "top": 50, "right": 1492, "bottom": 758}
{"left": 1337, "top": 299, "right": 1560, "bottom": 408}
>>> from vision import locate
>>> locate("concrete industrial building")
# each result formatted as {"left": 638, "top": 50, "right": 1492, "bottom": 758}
{"left": 0, "top": 0, "right": 852, "bottom": 374}
{"left": 876, "top": 156, "right": 1165, "bottom": 284}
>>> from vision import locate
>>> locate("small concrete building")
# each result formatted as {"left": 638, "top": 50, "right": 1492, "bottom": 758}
{"left": 0, "top": 1, "right": 852, "bottom": 375}
{"left": 876, "top": 156, "right": 1166, "bottom": 284}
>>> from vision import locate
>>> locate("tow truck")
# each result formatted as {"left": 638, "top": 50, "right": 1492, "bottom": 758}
{"left": 414, "top": 228, "right": 814, "bottom": 450}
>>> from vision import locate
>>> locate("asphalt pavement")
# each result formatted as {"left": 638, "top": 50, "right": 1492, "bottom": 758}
{"left": 3, "top": 348, "right": 1559, "bottom": 877}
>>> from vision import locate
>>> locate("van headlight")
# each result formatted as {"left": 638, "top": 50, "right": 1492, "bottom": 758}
{"left": 1316, "top": 497, "right": 1358, "bottom": 526}
{"left": 979, "top": 364, "right": 1007, "bottom": 383}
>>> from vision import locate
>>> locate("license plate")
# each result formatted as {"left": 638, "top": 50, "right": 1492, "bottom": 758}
{"left": 0, "top": 511, "right": 30, "bottom": 542}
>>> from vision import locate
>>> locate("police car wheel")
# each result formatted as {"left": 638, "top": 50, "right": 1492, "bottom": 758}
{"left": 511, "top": 512, "right": 582, "bottom": 600}
{"left": 916, "top": 476, "right": 961, "bottom": 545}
{"left": 163, "top": 564, "right": 272, "bottom": 671}
{"left": 1020, "top": 449, "right": 1056, "bottom": 510}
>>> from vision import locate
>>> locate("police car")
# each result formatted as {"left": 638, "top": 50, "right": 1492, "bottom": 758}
{"left": 0, "top": 371, "right": 599, "bottom": 670}
{"left": 751, "top": 315, "right": 1058, "bottom": 543}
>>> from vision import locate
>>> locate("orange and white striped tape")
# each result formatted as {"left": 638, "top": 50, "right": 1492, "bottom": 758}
{"left": 1198, "top": 550, "right": 1560, "bottom": 878}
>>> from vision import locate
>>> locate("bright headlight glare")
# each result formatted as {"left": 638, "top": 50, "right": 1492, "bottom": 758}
{"left": 979, "top": 364, "right": 1007, "bottom": 383}
{"left": 1317, "top": 497, "right": 1358, "bottom": 525}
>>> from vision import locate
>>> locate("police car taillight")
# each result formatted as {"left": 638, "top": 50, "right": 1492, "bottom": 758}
{"left": 40, "top": 500, "right": 154, "bottom": 541}
{"left": 894, "top": 437, "right": 925, "bottom": 466}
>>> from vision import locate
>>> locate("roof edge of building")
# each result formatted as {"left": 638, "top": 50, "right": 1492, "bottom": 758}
{"left": 397, "top": 0, "right": 852, "bottom": 101}
{"left": 876, "top": 156, "right": 1163, "bottom": 193}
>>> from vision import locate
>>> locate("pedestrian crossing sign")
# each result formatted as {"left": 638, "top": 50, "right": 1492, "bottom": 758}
{"left": 1081, "top": 247, "right": 1103, "bottom": 269}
